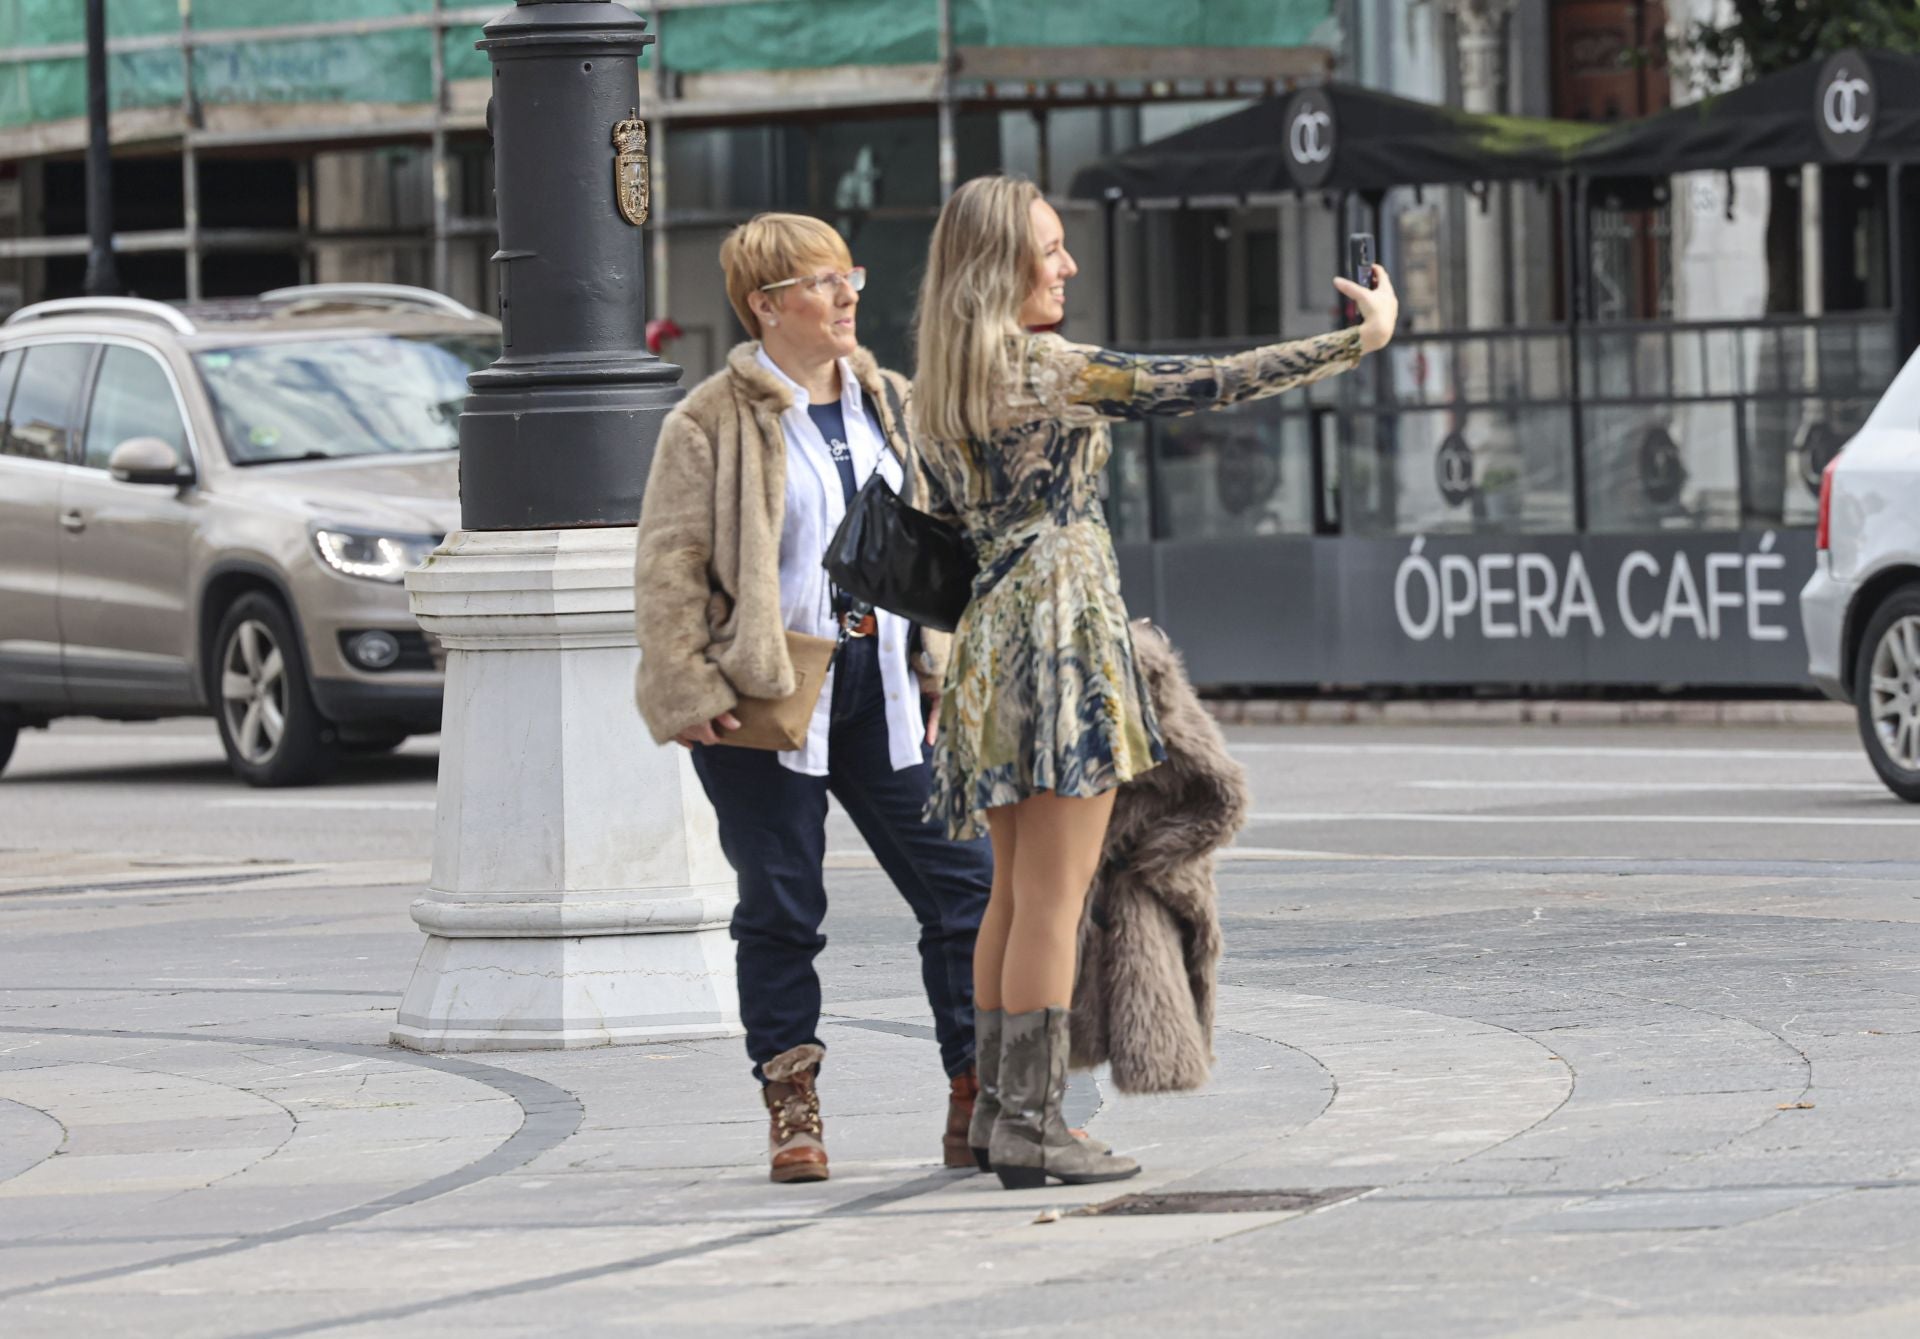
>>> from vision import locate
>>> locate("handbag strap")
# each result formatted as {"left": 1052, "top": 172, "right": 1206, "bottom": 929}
{"left": 874, "top": 373, "right": 919, "bottom": 510}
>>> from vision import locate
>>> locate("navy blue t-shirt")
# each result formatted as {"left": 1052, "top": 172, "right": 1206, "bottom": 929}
{"left": 806, "top": 398, "right": 860, "bottom": 506}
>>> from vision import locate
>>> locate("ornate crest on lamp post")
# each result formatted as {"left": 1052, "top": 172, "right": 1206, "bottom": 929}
{"left": 613, "top": 111, "right": 650, "bottom": 226}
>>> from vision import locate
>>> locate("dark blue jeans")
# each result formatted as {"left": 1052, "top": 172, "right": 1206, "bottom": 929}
{"left": 690, "top": 635, "right": 992, "bottom": 1083}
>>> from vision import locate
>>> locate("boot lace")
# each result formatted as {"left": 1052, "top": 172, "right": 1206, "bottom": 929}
{"left": 771, "top": 1086, "right": 822, "bottom": 1143}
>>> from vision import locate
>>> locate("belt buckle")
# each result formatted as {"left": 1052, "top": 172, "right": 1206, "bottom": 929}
{"left": 840, "top": 610, "right": 874, "bottom": 639}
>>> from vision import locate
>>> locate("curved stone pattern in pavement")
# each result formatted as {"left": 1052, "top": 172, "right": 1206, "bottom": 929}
{"left": 0, "top": 1031, "right": 545, "bottom": 1314}
{"left": 5, "top": 795, "right": 1920, "bottom": 1335}
{"left": 0, "top": 1096, "right": 65, "bottom": 1187}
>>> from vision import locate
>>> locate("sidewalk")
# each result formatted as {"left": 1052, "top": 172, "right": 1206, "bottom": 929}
{"left": 1204, "top": 696, "right": 1855, "bottom": 727}
{"left": 4, "top": 846, "right": 1920, "bottom": 1337}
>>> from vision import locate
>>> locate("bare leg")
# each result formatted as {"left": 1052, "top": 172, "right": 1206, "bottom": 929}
{"left": 987, "top": 786, "right": 1138, "bottom": 1188}
{"left": 1001, "top": 789, "right": 1116, "bottom": 1014}
{"left": 974, "top": 806, "right": 1017, "bottom": 1011}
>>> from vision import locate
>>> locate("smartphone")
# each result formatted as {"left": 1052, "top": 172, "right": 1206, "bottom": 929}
{"left": 1347, "top": 232, "right": 1377, "bottom": 289}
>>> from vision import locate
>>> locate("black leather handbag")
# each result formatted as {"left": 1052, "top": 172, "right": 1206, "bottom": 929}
{"left": 823, "top": 380, "right": 978, "bottom": 633}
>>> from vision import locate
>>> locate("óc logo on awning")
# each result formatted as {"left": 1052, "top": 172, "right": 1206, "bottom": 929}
{"left": 1284, "top": 87, "right": 1337, "bottom": 188}
{"left": 1816, "top": 50, "right": 1875, "bottom": 161}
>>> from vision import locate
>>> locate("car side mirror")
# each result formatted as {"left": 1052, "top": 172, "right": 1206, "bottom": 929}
{"left": 108, "top": 436, "right": 193, "bottom": 486}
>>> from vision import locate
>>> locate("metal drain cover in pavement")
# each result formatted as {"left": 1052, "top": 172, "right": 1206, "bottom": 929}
{"left": 1080, "top": 1187, "right": 1372, "bottom": 1216}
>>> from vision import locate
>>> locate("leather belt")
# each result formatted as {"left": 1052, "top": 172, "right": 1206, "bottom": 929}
{"left": 839, "top": 611, "right": 878, "bottom": 639}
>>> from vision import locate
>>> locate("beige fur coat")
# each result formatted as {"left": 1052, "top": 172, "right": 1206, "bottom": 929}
{"left": 1071, "top": 622, "right": 1248, "bottom": 1093}
{"left": 633, "top": 342, "right": 945, "bottom": 743}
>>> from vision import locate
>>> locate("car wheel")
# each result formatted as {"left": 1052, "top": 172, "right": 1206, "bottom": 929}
{"left": 1853, "top": 583, "right": 1920, "bottom": 803}
{"left": 212, "top": 592, "right": 336, "bottom": 787}
{"left": 0, "top": 722, "right": 16, "bottom": 777}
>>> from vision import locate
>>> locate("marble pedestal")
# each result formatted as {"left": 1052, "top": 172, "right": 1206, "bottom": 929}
{"left": 391, "top": 527, "right": 742, "bottom": 1051}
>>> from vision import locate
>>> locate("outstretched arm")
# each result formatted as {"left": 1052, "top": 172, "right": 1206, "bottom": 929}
{"left": 1048, "top": 266, "right": 1398, "bottom": 421}
{"left": 1061, "top": 328, "right": 1363, "bottom": 421}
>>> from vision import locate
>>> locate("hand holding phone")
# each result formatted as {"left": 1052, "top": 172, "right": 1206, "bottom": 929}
{"left": 1333, "top": 241, "right": 1398, "bottom": 354}
{"left": 1347, "top": 232, "right": 1377, "bottom": 289}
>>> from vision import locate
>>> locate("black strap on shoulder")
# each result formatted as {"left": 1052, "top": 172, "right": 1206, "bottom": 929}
{"left": 874, "top": 373, "right": 918, "bottom": 509}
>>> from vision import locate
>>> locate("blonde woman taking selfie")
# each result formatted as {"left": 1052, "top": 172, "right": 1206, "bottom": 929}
{"left": 914, "top": 175, "right": 1398, "bottom": 1189}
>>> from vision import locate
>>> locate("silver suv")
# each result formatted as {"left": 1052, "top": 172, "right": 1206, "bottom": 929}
{"left": 1802, "top": 343, "right": 1920, "bottom": 802}
{"left": 0, "top": 284, "right": 496, "bottom": 785}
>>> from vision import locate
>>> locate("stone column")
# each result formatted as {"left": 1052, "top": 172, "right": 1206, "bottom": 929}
{"left": 391, "top": 1, "right": 741, "bottom": 1052}
{"left": 1444, "top": 0, "right": 1519, "bottom": 516}
{"left": 1450, "top": 0, "right": 1515, "bottom": 333}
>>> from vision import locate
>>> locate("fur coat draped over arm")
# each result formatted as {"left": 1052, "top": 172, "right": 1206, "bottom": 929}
{"left": 1070, "top": 621, "right": 1248, "bottom": 1093}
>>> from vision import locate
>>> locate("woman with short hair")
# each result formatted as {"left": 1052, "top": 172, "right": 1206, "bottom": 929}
{"left": 634, "top": 212, "right": 992, "bottom": 1184}
{"left": 913, "top": 175, "right": 1398, "bottom": 1188}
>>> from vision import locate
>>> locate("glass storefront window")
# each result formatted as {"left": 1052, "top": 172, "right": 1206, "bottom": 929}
{"left": 1745, "top": 396, "right": 1878, "bottom": 528}
{"left": 1341, "top": 407, "right": 1576, "bottom": 537}
{"left": 1337, "top": 330, "right": 1577, "bottom": 537}
{"left": 1582, "top": 403, "right": 1740, "bottom": 532}
{"left": 835, "top": 216, "right": 933, "bottom": 375}
{"left": 1581, "top": 317, "right": 1898, "bottom": 532}
{"left": 1149, "top": 395, "right": 1317, "bottom": 540}
{"left": 813, "top": 117, "right": 940, "bottom": 212}
{"left": 1105, "top": 420, "right": 1151, "bottom": 544}
{"left": 663, "top": 125, "right": 808, "bottom": 215}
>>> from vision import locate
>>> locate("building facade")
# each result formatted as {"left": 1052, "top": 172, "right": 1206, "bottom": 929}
{"left": 1, "top": 1, "right": 1694, "bottom": 377}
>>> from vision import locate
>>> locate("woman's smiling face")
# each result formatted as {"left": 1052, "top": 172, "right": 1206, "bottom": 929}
{"left": 1018, "top": 198, "right": 1078, "bottom": 329}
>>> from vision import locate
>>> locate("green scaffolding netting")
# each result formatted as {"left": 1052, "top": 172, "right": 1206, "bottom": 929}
{"left": 660, "top": 0, "right": 1333, "bottom": 73}
{"left": 0, "top": 0, "right": 1333, "bottom": 130}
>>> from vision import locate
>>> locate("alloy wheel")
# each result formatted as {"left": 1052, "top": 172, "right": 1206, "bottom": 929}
{"left": 1868, "top": 614, "right": 1920, "bottom": 773}
{"left": 221, "top": 618, "right": 288, "bottom": 765}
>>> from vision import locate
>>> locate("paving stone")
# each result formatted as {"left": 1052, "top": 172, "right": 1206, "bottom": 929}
{"left": 1511, "top": 1184, "right": 1843, "bottom": 1232}
{"left": 0, "top": 1096, "right": 63, "bottom": 1183}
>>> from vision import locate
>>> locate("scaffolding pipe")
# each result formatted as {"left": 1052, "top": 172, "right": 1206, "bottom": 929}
{"left": 430, "top": 0, "right": 451, "bottom": 294}
{"left": 936, "top": 0, "right": 956, "bottom": 200}
{"left": 183, "top": 145, "right": 202, "bottom": 298}
{"left": 651, "top": 4, "right": 671, "bottom": 323}
{"left": 297, "top": 158, "right": 315, "bottom": 284}
{"left": 82, "top": 0, "right": 120, "bottom": 295}
{"left": 182, "top": 0, "right": 201, "bottom": 299}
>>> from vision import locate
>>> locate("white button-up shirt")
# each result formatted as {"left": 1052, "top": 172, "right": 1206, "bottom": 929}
{"left": 759, "top": 349, "right": 922, "bottom": 777}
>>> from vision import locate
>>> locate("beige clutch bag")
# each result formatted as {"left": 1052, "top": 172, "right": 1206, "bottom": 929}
{"left": 714, "top": 630, "right": 838, "bottom": 752}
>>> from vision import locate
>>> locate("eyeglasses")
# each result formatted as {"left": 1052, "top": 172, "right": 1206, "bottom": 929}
{"left": 759, "top": 266, "right": 866, "bottom": 296}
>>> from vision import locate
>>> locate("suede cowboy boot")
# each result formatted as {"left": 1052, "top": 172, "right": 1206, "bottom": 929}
{"left": 761, "top": 1044, "right": 829, "bottom": 1184}
{"left": 945, "top": 1065, "right": 980, "bottom": 1169}
{"left": 964, "top": 1007, "right": 1003, "bottom": 1171}
{"left": 988, "top": 1007, "right": 1140, "bottom": 1190}
{"left": 970, "top": 1008, "right": 1108, "bottom": 1173}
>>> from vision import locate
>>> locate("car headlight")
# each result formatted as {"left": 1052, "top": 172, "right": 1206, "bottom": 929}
{"left": 312, "top": 528, "right": 439, "bottom": 583}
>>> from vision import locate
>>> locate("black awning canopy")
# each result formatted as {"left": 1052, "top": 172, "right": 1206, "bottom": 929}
{"left": 1576, "top": 49, "right": 1920, "bottom": 179}
{"left": 1069, "top": 82, "right": 1602, "bottom": 202}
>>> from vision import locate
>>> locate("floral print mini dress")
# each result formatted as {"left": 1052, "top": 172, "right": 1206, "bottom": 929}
{"left": 921, "top": 326, "right": 1365, "bottom": 841}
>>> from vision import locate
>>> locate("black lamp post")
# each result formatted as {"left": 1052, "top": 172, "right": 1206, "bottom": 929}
{"left": 82, "top": 0, "right": 121, "bottom": 297}
{"left": 461, "top": 0, "right": 683, "bottom": 531}
{"left": 396, "top": 2, "right": 735, "bottom": 1055}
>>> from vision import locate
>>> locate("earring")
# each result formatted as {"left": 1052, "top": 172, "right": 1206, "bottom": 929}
{"left": 766, "top": 317, "right": 779, "bottom": 328}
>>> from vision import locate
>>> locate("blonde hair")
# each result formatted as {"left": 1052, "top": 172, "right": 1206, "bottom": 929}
{"left": 912, "top": 175, "right": 1043, "bottom": 444}
{"left": 719, "top": 213, "right": 853, "bottom": 339}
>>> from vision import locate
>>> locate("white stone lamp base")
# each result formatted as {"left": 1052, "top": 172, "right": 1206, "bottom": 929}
{"left": 393, "top": 527, "right": 743, "bottom": 1052}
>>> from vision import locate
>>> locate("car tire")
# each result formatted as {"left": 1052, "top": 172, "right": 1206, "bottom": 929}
{"left": 212, "top": 592, "right": 336, "bottom": 787}
{"left": 0, "top": 722, "right": 16, "bottom": 777}
{"left": 1852, "top": 583, "right": 1920, "bottom": 803}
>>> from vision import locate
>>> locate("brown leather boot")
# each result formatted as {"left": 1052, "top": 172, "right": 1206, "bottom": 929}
{"left": 943, "top": 1066, "right": 980, "bottom": 1169}
{"left": 762, "top": 1044, "right": 828, "bottom": 1184}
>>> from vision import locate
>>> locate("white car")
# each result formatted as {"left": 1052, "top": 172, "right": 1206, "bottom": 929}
{"left": 1802, "top": 348, "right": 1920, "bottom": 802}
